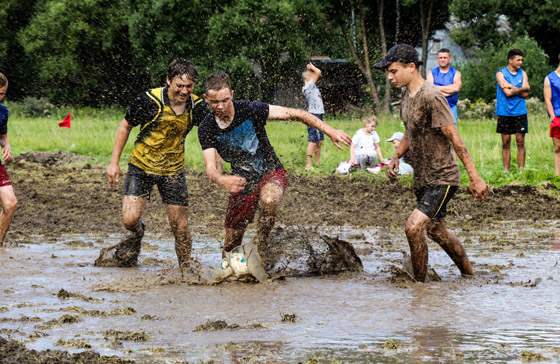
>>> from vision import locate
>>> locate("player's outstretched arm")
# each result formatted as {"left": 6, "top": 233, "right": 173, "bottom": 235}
{"left": 107, "top": 119, "right": 133, "bottom": 189}
{"left": 441, "top": 124, "right": 489, "bottom": 201}
{"left": 268, "top": 105, "right": 351, "bottom": 150}
{"left": 202, "top": 148, "right": 246, "bottom": 193}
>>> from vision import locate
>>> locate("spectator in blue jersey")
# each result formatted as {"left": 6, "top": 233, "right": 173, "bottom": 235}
{"left": 0, "top": 73, "right": 17, "bottom": 247}
{"left": 198, "top": 72, "right": 351, "bottom": 264}
{"left": 544, "top": 53, "right": 560, "bottom": 175}
{"left": 302, "top": 62, "right": 325, "bottom": 171}
{"left": 495, "top": 49, "right": 530, "bottom": 173}
{"left": 426, "top": 48, "right": 462, "bottom": 122}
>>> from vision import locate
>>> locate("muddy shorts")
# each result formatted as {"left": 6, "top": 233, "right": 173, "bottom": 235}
{"left": 225, "top": 169, "right": 288, "bottom": 228}
{"left": 551, "top": 116, "right": 560, "bottom": 139}
{"left": 496, "top": 114, "right": 528, "bottom": 134}
{"left": 123, "top": 163, "right": 189, "bottom": 206}
{"left": 307, "top": 114, "right": 325, "bottom": 143}
{"left": 0, "top": 164, "right": 11, "bottom": 187}
{"left": 414, "top": 184, "right": 458, "bottom": 221}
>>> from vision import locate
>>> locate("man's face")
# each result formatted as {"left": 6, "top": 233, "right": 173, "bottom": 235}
{"left": 386, "top": 62, "right": 414, "bottom": 88}
{"left": 167, "top": 74, "right": 194, "bottom": 104}
{"left": 436, "top": 52, "right": 451, "bottom": 68}
{"left": 0, "top": 86, "right": 7, "bottom": 102}
{"left": 204, "top": 87, "right": 234, "bottom": 118}
{"left": 509, "top": 55, "right": 523, "bottom": 70}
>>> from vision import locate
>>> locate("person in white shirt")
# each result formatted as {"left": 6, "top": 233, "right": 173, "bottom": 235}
{"left": 387, "top": 131, "right": 414, "bottom": 175}
{"left": 349, "top": 115, "right": 388, "bottom": 172}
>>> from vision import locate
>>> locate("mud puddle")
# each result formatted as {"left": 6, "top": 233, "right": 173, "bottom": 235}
{"left": 1, "top": 222, "right": 560, "bottom": 363}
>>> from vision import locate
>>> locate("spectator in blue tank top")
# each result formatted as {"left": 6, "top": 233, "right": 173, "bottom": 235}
{"left": 426, "top": 48, "right": 462, "bottom": 122}
{"left": 544, "top": 53, "right": 560, "bottom": 175}
{"left": 495, "top": 48, "right": 530, "bottom": 173}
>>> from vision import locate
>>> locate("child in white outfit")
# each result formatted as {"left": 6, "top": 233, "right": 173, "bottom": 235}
{"left": 349, "top": 115, "right": 388, "bottom": 170}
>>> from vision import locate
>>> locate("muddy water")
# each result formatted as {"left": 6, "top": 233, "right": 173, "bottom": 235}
{"left": 1, "top": 221, "right": 560, "bottom": 363}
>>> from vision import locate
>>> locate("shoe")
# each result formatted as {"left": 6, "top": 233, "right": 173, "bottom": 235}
{"left": 366, "top": 166, "right": 381, "bottom": 174}
{"left": 95, "top": 222, "right": 145, "bottom": 267}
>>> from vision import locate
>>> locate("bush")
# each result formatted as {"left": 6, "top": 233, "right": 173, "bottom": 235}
{"left": 458, "top": 35, "right": 550, "bottom": 103}
{"left": 9, "top": 97, "right": 55, "bottom": 118}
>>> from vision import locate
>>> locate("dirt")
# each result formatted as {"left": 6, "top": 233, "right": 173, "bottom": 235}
{"left": 2, "top": 151, "right": 560, "bottom": 362}
{"left": 7, "top": 151, "right": 560, "bottom": 243}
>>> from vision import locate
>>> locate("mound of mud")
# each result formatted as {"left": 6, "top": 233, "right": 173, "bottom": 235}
{"left": 0, "top": 336, "right": 134, "bottom": 364}
{"left": 16, "top": 150, "right": 92, "bottom": 165}
{"left": 263, "top": 225, "right": 364, "bottom": 277}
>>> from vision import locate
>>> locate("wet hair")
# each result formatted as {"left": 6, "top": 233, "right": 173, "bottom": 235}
{"left": 205, "top": 72, "right": 231, "bottom": 93}
{"left": 507, "top": 49, "right": 524, "bottom": 60}
{"left": 167, "top": 59, "right": 197, "bottom": 83}
{"left": 438, "top": 48, "right": 451, "bottom": 56}
{"left": 0, "top": 73, "right": 7, "bottom": 88}
{"left": 363, "top": 115, "right": 378, "bottom": 127}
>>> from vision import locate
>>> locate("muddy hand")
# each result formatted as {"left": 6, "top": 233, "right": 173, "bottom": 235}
{"left": 470, "top": 178, "right": 489, "bottom": 201}
{"left": 1, "top": 145, "right": 12, "bottom": 162}
{"left": 223, "top": 175, "right": 246, "bottom": 194}
{"left": 106, "top": 163, "right": 120, "bottom": 189}
{"left": 387, "top": 157, "right": 400, "bottom": 180}
{"left": 329, "top": 129, "right": 352, "bottom": 150}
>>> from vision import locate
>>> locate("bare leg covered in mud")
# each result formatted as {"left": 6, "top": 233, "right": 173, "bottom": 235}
{"left": 427, "top": 217, "right": 474, "bottom": 277}
{"left": 0, "top": 185, "right": 17, "bottom": 246}
{"left": 95, "top": 196, "right": 145, "bottom": 267}
{"left": 166, "top": 204, "right": 192, "bottom": 276}
{"left": 405, "top": 209, "right": 473, "bottom": 282}
{"left": 223, "top": 182, "right": 284, "bottom": 264}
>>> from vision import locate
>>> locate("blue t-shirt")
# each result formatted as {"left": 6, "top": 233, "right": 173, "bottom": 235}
{"left": 198, "top": 100, "right": 284, "bottom": 193}
{"left": 495, "top": 67, "right": 528, "bottom": 116}
{"left": 0, "top": 104, "right": 8, "bottom": 135}
{"left": 547, "top": 71, "right": 560, "bottom": 118}
{"left": 431, "top": 67, "right": 458, "bottom": 107}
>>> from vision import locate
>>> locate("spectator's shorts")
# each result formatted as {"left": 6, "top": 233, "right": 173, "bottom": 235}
{"left": 496, "top": 114, "right": 528, "bottom": 134}
{"left": 307, "top": 114, "right": 325, "bottom": 143}
{"left": 551, "top": 116, "right": 560, "bottom": 139}
{"left": 225, "top": 169, "right": 288, "bottom": 228}
{"left": 123, "top": 163, "right": 189, "bottom": 206}
{"left": 414, "top": 184, "right": 458, "bottom": 222}
{"left": 0, "top": 164, "right": 11, "bottom": 187}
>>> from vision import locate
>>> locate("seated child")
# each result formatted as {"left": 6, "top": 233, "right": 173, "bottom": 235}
{"left": 387, "top": 131, "right": 414, "bottom": 175}
{"left": 349, "top": 115, "right": 388, "bottom": 171}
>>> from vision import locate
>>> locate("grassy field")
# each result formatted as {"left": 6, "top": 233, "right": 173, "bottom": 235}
{"left": 5, "top": 101, "right": 560, "bottom": 187}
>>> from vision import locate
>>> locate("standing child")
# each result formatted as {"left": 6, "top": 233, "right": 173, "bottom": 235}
{"left": 302, "top": 63, "right": 325, "bottom": 171}
{"left": 349, "top": 115, "right": 388, "bottom": 173}
{"left": 0, "top": 73, "right": 18, "bottom": 247}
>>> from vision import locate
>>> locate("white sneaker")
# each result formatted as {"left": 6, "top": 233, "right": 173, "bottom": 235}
{"left": 367, "top": 166, "right": 381, "bottom": 174}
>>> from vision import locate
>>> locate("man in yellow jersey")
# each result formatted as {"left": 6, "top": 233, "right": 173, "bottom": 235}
{"left": 95, "top": 59, "right": 210, "bottom": 272}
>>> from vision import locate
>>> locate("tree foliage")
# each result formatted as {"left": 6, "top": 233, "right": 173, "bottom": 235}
{"left": 18, "top": 0, "right": 135, "bottom": 106}
{"left": 458, "top": 35, "right": 549, "bottom": 103}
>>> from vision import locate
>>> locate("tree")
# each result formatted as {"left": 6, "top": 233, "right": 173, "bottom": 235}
{"left": 450, "top": 0, "right": 560, "bottom": 63}
{"left": 0, "top": 0, "right": 38, "bottom": 100}
{"left": 18, "top": 0, "right": 135, "bottom": 106}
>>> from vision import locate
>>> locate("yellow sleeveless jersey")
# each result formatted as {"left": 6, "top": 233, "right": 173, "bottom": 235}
{"left": 127, "top": 87, "right": 208, "bottom": 176}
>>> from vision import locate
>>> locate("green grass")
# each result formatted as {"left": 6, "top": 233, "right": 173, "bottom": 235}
{"left": 5, "top": 101, "right": 560, "bottom": 187}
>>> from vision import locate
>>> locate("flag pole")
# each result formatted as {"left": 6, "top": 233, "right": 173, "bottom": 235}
{"left": 66, "top": 127, "right": 71, "bottom": 164}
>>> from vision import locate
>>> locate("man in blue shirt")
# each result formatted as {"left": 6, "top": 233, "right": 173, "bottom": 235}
{"left": 427, "top": 48, "right": 462, "bottom": 122}
{"left": 0, "top": 73, "right": 18, "bottom": 247}
{"left": 544, "top": 53, "right": 560, "bottom": 175}
{"left": 495, "top": 49, "right": 530, "bottom": 173}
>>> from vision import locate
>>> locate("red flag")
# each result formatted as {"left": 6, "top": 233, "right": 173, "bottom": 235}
{"left": 59, "top": 112, "right": 71, "bottom": 128}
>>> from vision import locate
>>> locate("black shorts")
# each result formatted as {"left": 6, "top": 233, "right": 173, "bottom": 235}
{"left": 496, "top": 114, "right": 528, "bottom": 134}
{"left": 414, "top": 184, "right": 458, "bottom": 221}
{"left": 123, "top": 163, "right": 189, "bottom": 206}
